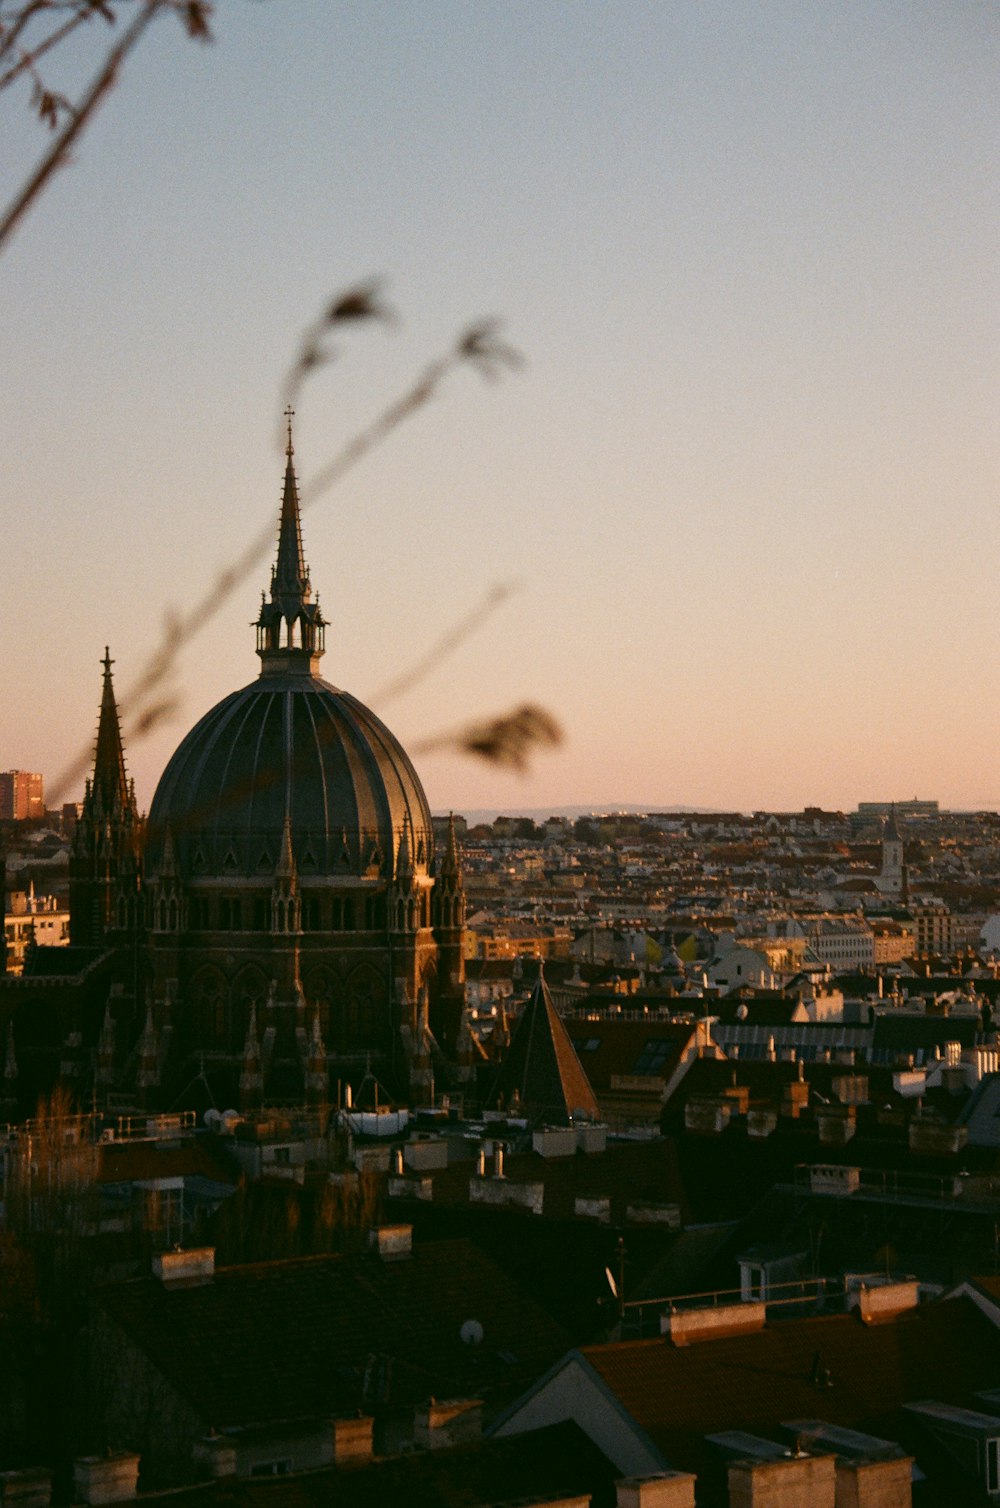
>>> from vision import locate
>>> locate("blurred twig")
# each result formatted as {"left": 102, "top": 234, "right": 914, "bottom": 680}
{"left": 0, "top": 0, "right": 213, "bottom": 255}
{"left": 413, "top": 704, "right": 563, "bottom": 773}
{"left": 371, "top": 581, "right": 520, "bottom": 708}
{"left": 48, "top": 291, "right": 529, "bottom": 804}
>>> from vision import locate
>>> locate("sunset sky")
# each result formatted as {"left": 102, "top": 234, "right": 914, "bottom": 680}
{"left": 4, "top": 3, "right": 1000, "bottom": 816}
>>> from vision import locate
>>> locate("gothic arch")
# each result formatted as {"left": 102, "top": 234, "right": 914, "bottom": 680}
{"left": 303, "top": 965, "right": 343, "bottom": 1042}
{"left": 344, "top": 962, "right": 385, "bottom": 1049}
{"left": 188, "top": 965, "right": 228, "bottom": 1052}
{"left": 232, "top": 964, "right": 269, "bottom": 1053}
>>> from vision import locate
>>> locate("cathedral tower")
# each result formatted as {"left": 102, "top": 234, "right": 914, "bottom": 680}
{"left": 142, "top": 424, "right": 461, "bottom": 1103}
{"left": 69, "top": 650, "right": 141, "bottom": 947}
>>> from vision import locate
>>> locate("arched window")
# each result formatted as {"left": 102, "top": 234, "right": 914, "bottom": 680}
{"left": 190, "top": 968, "right": 227, "bottom": 1050}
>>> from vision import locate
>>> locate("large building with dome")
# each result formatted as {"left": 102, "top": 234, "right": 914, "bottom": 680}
{"left": 3, "top": 426, "right": 466, "bottom": 1112}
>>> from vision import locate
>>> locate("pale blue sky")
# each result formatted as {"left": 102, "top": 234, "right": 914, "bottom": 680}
{"left": 4, "top": 2, "right": 1000, "bottom": 813}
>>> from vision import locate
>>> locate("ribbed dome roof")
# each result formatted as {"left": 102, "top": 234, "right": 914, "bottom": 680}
{"left": 146, "top": 671, "right": 432, "bottom": 879}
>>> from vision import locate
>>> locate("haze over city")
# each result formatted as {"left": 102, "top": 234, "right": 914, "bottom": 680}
{"left": 5, "top": 3, "right": 1000, "bottom": 813}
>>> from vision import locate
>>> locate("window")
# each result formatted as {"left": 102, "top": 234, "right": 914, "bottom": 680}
{"left": 219, "top": 896, "right": 242, "bottom": 930}
{"left": 632, "top": 1039, "right": 677, "bottom": 1076}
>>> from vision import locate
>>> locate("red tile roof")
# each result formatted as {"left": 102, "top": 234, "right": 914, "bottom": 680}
{"left": 580, "top": 1296, "right": 1000, "bottom": 1481}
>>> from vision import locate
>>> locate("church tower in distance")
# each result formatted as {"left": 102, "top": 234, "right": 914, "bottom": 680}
{"left": 69, "top": 650, "right": 142, "bottom": 947}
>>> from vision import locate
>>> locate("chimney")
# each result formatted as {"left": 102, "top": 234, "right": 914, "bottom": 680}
{"left": 72, "top": 1455, "right": 141, "bottom": 1505}
{"left": 836, "top": 1456, "right": 912, "bottom": 1508}
{"left": 728, "top": 1453, "right": 835, "bottom": 1508}
{"left": 616, "top": 1472, "right": 697, "bottom": 1507}
{"left": 662, "top": 1302, "right": 765, "bottom": 1346}
{"left": 852, "top": 1280, "right": 920, "bottom": 1325}
{"left": 331, "top": 1415, "right": 374, "bottom": 1467}
{"left": 151, "top": 1247, "right": 215, "bottom": 1287}
{"left": 191, "top": 1435, "right": 236, "bottom": 1480}
{"left": 0, "top": 1472, "right": 51, "bottom": 1508}
{"left": 413, "top": 1398, "right": 483, "bottom": 1451}
{"left": 367, "top": 1223, "right": 412, "bottom": 1261}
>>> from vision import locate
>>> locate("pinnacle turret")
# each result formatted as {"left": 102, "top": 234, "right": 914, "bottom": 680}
{"left": 441, "top": 812, "right": 462, "bottom": 881}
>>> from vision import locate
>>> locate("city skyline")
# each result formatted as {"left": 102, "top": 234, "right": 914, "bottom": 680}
{"left": 5, "top": 4, "right": 1000, "bottom": 814}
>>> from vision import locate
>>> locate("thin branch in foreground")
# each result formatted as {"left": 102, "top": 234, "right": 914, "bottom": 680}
{"left": 46, "top": 301, "right": 525, "bottom": 805}
{"left": 277, "top": 279, "right": 396, "bottom": 447}
{"left": 370, "top": 581, "right": 520, "bottom": 709}
{"left": 0, "top": 0, "right": 212, "bottom": 255}
{"left": 412, "top": 704, "right": 563, "bottom": 773}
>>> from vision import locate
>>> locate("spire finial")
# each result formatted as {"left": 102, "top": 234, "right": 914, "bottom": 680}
{"left": 284, "top": 405, "right": 294, "bottom": 458}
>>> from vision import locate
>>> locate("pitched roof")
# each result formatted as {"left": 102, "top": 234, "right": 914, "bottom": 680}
{"left": 487, "top": 969, "right": 599, "bottom": 1123}
{"left": 96, "top": 1238, "right": 569, "bottom": 1428}
{"left": 579, "top": 1297, "right": 1000, "bottom": 1483}
{"left": 564, "top": 1019, "right": 695, "bottom": 1092}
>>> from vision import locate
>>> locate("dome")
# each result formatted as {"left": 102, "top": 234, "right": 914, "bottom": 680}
{"left": 145, "top": 425, "right": 432, "bottom": 882}
{"left": 146, "top": 671, "right": 432, "bottom": 879}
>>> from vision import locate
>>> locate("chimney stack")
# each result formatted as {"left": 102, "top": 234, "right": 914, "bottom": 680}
{"left": 72, "top": 1455, "right": 141, "bottom": 1505}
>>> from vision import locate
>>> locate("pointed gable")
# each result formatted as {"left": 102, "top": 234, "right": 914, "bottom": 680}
{"left": 489, "top": 966, "right": 599, "bottom": 1125}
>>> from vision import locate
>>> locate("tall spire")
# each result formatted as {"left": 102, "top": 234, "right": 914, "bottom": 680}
{"left": 272, "top": 407, "right": 309, "bottom": 604}
{"left": 93, "top": 648, "right": 130, "bottom": 812}
{"left": 255, "top": 413, "right": 326, "bottom": 673}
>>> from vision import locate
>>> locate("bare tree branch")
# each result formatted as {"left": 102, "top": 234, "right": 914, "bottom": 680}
{"left": 46, "top": 299, "right": 528, "bottom": 804}
{"left": 0, "top": 0, "right": 212, "bottom": 255}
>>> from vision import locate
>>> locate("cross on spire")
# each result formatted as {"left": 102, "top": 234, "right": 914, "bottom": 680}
{"left": 284, "top": 405, "right": 294, "bottom": 458}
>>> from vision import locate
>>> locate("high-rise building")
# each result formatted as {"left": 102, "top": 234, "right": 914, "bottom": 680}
{"left": 0, "top": 770, "right": 44, "bottom": 821}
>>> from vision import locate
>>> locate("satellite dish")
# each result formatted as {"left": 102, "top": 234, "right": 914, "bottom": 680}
{"left": 604, "top": 1266, "right": 618, "bottom": 1299}
{"left": 203, "top": 1109, "right": 222, "bottom": 1129}
{"left": 460, "top": 1318, "right": 484, "bottom": 1347}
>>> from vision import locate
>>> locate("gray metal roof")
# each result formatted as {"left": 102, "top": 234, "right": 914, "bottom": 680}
{"left": 145, "top": 673, "right": 432, "bottom": 880}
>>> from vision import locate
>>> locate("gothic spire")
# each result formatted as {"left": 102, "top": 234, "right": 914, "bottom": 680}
{"left": 255, "top": 412, "right": 326, "bottom": 672}
{"left": 272, "top": 410, "right": 310, "bottom": 606}
{"left": 441, "top": 812, "right": 462, "bottom": 881}
{"left": 93, "top": 648, "right": 130, "bottom": 812}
